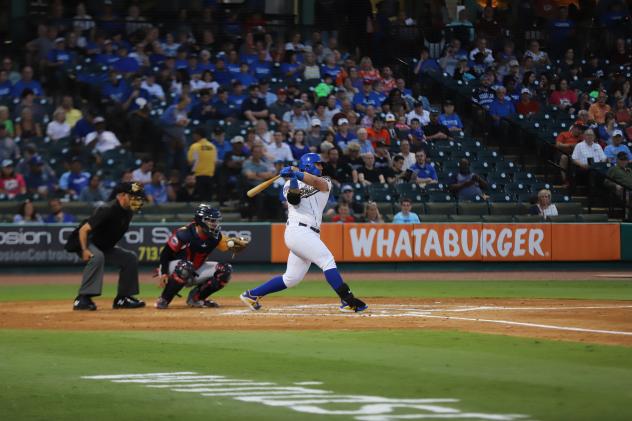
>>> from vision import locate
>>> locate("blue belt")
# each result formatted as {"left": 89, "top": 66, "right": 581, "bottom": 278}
{"left": 287, "top": 221, "right": 320, "bottom": 234}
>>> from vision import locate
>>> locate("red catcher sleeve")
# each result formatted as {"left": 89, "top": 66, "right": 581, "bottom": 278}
{"left": 167, "top": 230, "right": 185, "bottom": 252}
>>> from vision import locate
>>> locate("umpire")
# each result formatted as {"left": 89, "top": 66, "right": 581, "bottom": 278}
{"left": 66, "top": 181, "right": 146, "bottom": 311}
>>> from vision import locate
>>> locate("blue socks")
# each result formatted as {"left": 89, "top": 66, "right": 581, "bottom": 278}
{"left": 324, "top": 268, "right": 343, "bottom": 291}
{"left": 250, "top": 275, "right": 287, "bottom": 297}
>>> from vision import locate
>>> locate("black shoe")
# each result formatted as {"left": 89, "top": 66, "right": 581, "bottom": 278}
{"left": 112, "top": 296, "right": 146, "bottom": 309}
{"left": 73, "top": 295, "right": 97, "bottom": 311}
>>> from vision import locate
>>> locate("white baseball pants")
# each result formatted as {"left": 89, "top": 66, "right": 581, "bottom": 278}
{"left": 282, "top": 225, "right": 337, "bottom": 288}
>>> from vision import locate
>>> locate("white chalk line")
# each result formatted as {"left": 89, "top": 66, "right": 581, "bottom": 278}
{"left": 216, "top": 304, "right": 632, "bottom": 337}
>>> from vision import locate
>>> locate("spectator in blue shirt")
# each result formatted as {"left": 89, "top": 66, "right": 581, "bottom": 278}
{"left": 213, "top": 87, "right": 236, "bottom": 120}
{"left": 604, "top": 130, "right": 632, "bottom": 164}
{"left": 46, "top": 37, "right": 74, "bottom": 69}
{"left": 235, "top": 63, "right": 257, "bottom": 87}
{"left": 145, "top": 170, "right": 168, "bottom": 205}
{"left": 43, "top": 198, "right": 77, "bottom": 223}
{"left": 488, "top": 86, "right": 515, "bottom": 125}
{"left": 226, "top": 50, "right": 241, "bottom": 76}
{"left": 251, "top": 50, "right": 272, "bottom": 80}
{"left": 409, "top": 150, "right": 438, "bottom": 187}
{"left": 212, "top": 58, "right": 232, "bottom": 85}
{"left": 439, "top": 99, "right": 463, "bottom": 133}
{"left": 190, "top": 89, "right": 215, "bottom": 122}
{"left": 11, "top": 66, "right": 44, "bottom": 98}
{"left": 112, "top": 46, "right": 140, "bottom": 74}
{"left": 95, "top": 40, "right": 119, "bottom": 66}
{"left": 101, "top": 71, "right": 129, "bottom": 103}
{"left": 0, "top": 70, "right": 12, "bottom": 98}
{"left": 228, "top": 81, "right": 247, "bottom": 108}
{"left": 321, "top": 54, "right": 341, "bottom": 79}
{"left": 352, "top": 80, "right": 381, "bottom": 113}
{"left": 392, "top": 197, "right": 421, "bottom": 224}
{"left": 59, "top": 157, "right": 91, "bottom": 197}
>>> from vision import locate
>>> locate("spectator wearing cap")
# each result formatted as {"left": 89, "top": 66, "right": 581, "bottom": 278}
{"left": 0, "top": 123, "right": 19, "bottom": 162}
{"left": 439, "top": 100, "right": 463, "bottom": 133}
{"left": 290, "top": 130, "right": 310, "bottom": 160}
{"left": 516, "top": 89, "right": 541, "bottom": 117}
{"left": 79, "top": 175, "right": 109, "bottom": 203}
{"left": 85, "top": 116, "right": 121, "bottom": 153}
{"left": 424, "top": 110, "right": 451, "bottom": 140}
{"left": 367, "top": 117, "right": 390, "bottom": 148}
{"left": 330, "top": 184, "right": 364, "bottom": 215}
{"left": 11, "top": 66, "right": 44, "bottom": 98}
{"left": 549, "top": 78, "right": 577, "bottom": 111}
{"left": 406, "top": 101, "right": 430, "bottom": 126}
{"left": 268, "top": 89, "right": 291, "bottom": 125}
{"left": 305, "top": 118, "right": 323, "bottom": 151}
{"left": 572, "top": 129, "right": 608, "bottom": 169}
{"left": 44, "top": 198, "right": 77, "bottom": 223}
{"left": 46, "top": 36, "right": 73, "bottom": 70}
{"left": 282, "top": 100, "right": 310, "bottom": 131}
{"left": 409, "top": 150, "right": 437, "bottom": 187}
{"left": 607, "top": 152, "right": 632, "bottom": 190}
{"left": 25, "top": 155, "right": 57, "bottom": 198}
{"left": 187, "top": 128, "right": 217, "bottom": 202}
{"left": 556, "top": 121, "right": 584, "bottom": 184}
{"left": 352, "top": 79, "right": 381, "bottom": 113}
{"left": 334, "top": 118, "right": 357, "bottom": 151}
{"left": 59, "top": 157, "right": 91, "bottom": 197}
{"left": 392, "top": 197, "right": 421, "bottom": 224}
{"left": 341, "top": 142, "right": 365, "bottom": 172}
{"left": 0, "top": 159, "right": 26, "bottom": 199}
{"left": 589, "top": 91, "right": 612, "bottom": 124}
{"left": 242, "top": 84, "right": 268, "bottom": 123}
{"left": 604, "top": 130, "right": 632, "bottom": 164}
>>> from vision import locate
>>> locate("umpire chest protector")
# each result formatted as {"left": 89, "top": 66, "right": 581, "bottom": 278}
{"left": 167, "top": 223, "right": 221, "bottom": 269}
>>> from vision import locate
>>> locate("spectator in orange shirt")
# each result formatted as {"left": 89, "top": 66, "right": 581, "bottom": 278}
{"left": 588, "top": 90, "right": 611, "bottom": 124}
{"left": 358, "top": 56, "right": 380, "bottom": 82}
{"left": 515, "top": 88, "right": 540, "bottom": 116}
{"left": 556, "top": 121, "right": 584, "bottom": 184}
{"left": 366, "top": 116, "right": 390, "bottom": 147}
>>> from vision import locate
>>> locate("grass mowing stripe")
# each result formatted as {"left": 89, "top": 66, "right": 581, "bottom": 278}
{"left": 0, "top": 329, "right": 631, "bottom": 421}
{"left": 1, "top": 280, "right": 632, "bottom": 302}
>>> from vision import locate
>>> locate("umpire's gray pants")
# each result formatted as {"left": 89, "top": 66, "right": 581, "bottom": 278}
{"left": 79, "top": 243, "right": 139, "bottom": 297}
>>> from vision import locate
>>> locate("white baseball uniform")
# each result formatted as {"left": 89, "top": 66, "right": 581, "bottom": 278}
{"left": 281, "top": 176, "right": 336, "bottom": 287}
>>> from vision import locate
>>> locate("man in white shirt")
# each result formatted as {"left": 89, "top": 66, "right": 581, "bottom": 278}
{"left": 406, "top": 101, "right": 430, "bottom": 126}
{"left": 267, "top": 131, "right": 293, "bottom": 163}
{"left": 46, "top": 109, "right": 70, "bottom": 141}
{"left": 141, "top": 74, "right": 165, "bottom": 101}
{"left": 469, "top": 38, "right": 494, "bottom": 65}
{"left": 132, "top": 157, "right": 154, "bottom": 185}
{"left": 84, "top": 116, "right": 121, "bottom": 153}
{"left": 571, "top": 129, "right": 607, "bottom": 169}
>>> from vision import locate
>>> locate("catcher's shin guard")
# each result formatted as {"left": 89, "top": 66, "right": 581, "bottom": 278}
{"left": 160, "top": 277, "right": 186, "bottom": 303}
{"left": 192, "top": 262, "right": 232, "bottom": 301}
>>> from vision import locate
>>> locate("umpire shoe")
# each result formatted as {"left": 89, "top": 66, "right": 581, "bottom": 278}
{"left": 239, "top": 291, "right": 262, "bottom": 311}
{"left": 113, "top": 296, "right": 146, "bottom": 309}
{"left": 73, "top": 295, "right": 97, "bottom": 311}
{"left": 339, "top": 299, "right": 368, "bottom": 313}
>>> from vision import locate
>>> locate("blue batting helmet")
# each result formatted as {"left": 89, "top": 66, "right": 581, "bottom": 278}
{"left": 298, "top": 153, "right": 323, "bottom": 176}
{"left": 194, "top": 204, "right": 222, "bottom": 237}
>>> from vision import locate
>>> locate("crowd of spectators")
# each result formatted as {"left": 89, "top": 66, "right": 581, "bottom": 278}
{"left": 0, "top": 1, "right": 631, "bottom": 223}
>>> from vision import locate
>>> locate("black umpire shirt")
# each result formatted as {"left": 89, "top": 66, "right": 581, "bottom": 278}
{"left": 87, "top": 199, "right": 134, "bottom": 251}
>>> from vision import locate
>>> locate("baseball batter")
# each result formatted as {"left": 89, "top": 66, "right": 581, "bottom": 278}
{"left": 240, "top": 153, "right": 367, "bottom": 312}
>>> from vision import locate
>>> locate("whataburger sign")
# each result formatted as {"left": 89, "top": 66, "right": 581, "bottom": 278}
{"left": 271, "top": 223, "right": 621, "bottom": 262}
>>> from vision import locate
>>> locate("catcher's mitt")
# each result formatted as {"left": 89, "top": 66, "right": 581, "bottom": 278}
{"left": 227, "top": 236, "right": 250, "bottom": 256}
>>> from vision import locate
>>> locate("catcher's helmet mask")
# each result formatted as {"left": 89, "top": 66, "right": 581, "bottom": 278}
{"left": 194, "top": 204, "right": 222, "bottom": 237}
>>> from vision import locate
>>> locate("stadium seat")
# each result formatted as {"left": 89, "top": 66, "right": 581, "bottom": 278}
{"left": 425, "top": 202, "right": 457, "bottom": 215}
{"left": 449, "top": 215, "right": 482, "bottom": 222}
{"left": 489, "top": 202, "right": 521, "bottom": 215}
{"left": 375, "top": 202, "right": 394, "bottom": 217}
{"left": 576, "top": 213, "right": 609, "bottom": 222}
{"left": 420, "top": 214, "right": 450, "bottom": 223}
{"left": 549, "top": 215, "right": 578, "bottom": 223}
{"left": 457, "top": 202, "right": 489, "bottom": 216}
{"left": 513, "top": 215, "right": 544, "bottom": 223}
{"left": 427, "top": 191, "right": 454, "bottom": 202}
{"left": 482, "top": 215, "right": 514, "bottom": 223}
{"left": 555, "top": 202, "right": 583, "bottom": 215}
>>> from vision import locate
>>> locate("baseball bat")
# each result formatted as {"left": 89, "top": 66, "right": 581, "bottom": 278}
{"left": 246, "top": 175, "right": 281, "bottom": 197}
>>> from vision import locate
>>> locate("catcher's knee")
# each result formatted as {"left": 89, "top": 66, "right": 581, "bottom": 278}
{"left": 212, "top": 262, "right": 232, "bottom": 288}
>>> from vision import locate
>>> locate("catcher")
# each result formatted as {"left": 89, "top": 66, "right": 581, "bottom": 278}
{"left": 155, "top": 204, "right": 249, "bottom": 309}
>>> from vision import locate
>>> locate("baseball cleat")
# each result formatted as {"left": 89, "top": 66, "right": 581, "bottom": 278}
{"left": 339, "top": 299, "right": 368, "bottom": 313}
{"left": 155, "top": 297, "right": 170, "bottom": 309}
{"left": 239, "top": 291, "right": 262, "bottom": 311}
{"left": 73, "top": 295, "right": 97, "bottom": 311}
{"left": 112, "top": 296, "right": 146, "bottom": 309}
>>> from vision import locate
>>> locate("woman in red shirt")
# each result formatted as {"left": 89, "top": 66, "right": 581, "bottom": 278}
{"left": 516, "top": 89, "right": 541, "bottom": 116}
{"left": 0, "top": 160, "right": 26, "bottom": 199}
{"left": 358, "top": 56, "right": 381, "bottom": 81}
{"left": 549, "top": 78, "right": 578, "bottom": 111}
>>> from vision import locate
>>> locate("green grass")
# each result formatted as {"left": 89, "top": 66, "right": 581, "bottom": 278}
{"left": 0, "top": 329, "right": 631, "bottom": 421}
{"left": 1, "top": 280, "right": 632, "bottom": 302}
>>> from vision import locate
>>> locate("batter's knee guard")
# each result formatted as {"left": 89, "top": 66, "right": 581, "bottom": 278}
{"left": 193, "top": 262, "right": 232, "bottom": 300}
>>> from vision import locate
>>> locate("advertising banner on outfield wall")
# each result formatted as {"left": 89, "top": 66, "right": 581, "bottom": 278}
{"left": 271, "top": 223, "right": 620, "bottom": 262}
{"left": 0, "top": 223, "right": 271, "bottom": 265}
